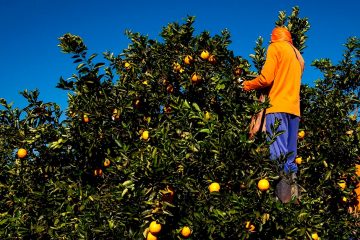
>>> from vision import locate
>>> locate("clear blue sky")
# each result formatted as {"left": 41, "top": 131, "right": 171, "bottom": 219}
{"left": 1, "top": 0, "right": 359, "bottom": 111}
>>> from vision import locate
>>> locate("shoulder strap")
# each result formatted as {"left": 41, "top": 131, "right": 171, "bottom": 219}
{"left": 287, "top": 42, "right": 305, "bottom": 74}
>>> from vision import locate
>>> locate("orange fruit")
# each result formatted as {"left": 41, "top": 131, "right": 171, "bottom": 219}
{"left": 147, "top": 232, "right": 157, "bottom": 240}
{"left": 103, "top": 159, "right": 111, "bottom": 167}
{"left": 134, "top": 99, "right": 141, "bottom": 109}
{"left": 346, "top": 130, "right": 354, "bottom": 135}
{"left": 164, "top": 105, "right": 172, "bottom": 114}
{"left": 142, "top": 130, "right": 149, "bottom": 141}
{"left": 161, "top": 186, "right": 175, "bottom": 202}
{"left": 298, "top": 130, "right": 305, "bottom": 139}
{"left": 149, "top": 221, "right": 161, "bottom": 235}
{"left": 311, "top": 232, "right": 319, "bottom": 240}
{"left": 162, "top": 79, "right": 169, "bottom": 85}
{"left": 204, "top": 111, "right": 211, "bottom": 121}
{"left": 338, "top": 180, "right": 346, "bottom": 190}
{"left": 200, "top": 50, "right": 210, "bottom": 60}
{"left": 124, "top": 62, "right": 131, "bottom": 70}
{"left": 180, "top": 226, "right": 191, "bottom": 238}
{"left": 209, "top": 182, "right": 220, "bottom": 193}
{"left": 208, "top": 55, "right": 216, "bottom": 64}
{"left": 257, "top": 179, "right": 270, "bottom": 191}
{"left": 69, "top": 111, "right": 76, "bottom": 118}
{"left": 166, "top": 84, "right": 174, "bottom": 93}
{"left": 173, "top": 62, "right": 182, "bottom": 72}
{"left": 184, "top": 55, "right": 193, "bottom": 65}
{"left": 94, "top": 169, "right": 103, "bottom": 176}
{"left": 295, "top": 157, "right": 302, "bottom": 165}
{"left": 245, "top": 221, "right": 255, "bottom": 232}
{"left": 83, "top": 114, "right": 90, "bottom": 123}
{"left": 191, "top": 73, "right": 201, "bottom": 83}
{"left": 112, "top": 109, "right": 120, "bottom": 121}
{"left": 17, "top": 148, "right": 27, "bottom": 159}
{"left": 355, "top": 164, "right": 360, "bottom": 176}
{"left": 355, "top": 183, "right": 360, "bottom": 207}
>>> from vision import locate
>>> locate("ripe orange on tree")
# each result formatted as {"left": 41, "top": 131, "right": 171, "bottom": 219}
{"left": 355, "top": 164, "right": 360, "bottom": 176}
{"left": 298, "top": 130, "right": 305, "bottom": 139}
{"left": 149, "top": 221, "right": 161, "bottom": 235}
{"left": 204, "top": 111, "right": 211, "bottom": 121}
{"left": 191, "top": 73, "right": 201, "bottom": 83}
{"left": 124, "top": 62, "right": 131, "bottom": 70}
{"left": 83, "top": 114, "right": 90, "bottom": 123}
{"left": 94, "top": 169, "right": 103, "bottom": 176}
{"left": 257, "top": 179, "right": 270, "bottom": 191}
{"left": 112, "top": 108, "right": 120, "bottom": 121}
{"left": 173, "top": 62, "right": 182, "bottom": 72}
{"left": 134, "top": 99, "right": 141, "bottom": 109}
{"left": 103, "top": 159, "right": 111, "bottom": 167}
{"left": 209, "top": 182, "right": 220, "bottom": 192}
{"left": 338, "top": 180, "right": 346, "bottom": 190}
{"left": 245, "top": 221, "right": 256, "bottom": 232}
{"left": 141, "top": 130, "right": 150, "bottom": 141}
{"left": 166, "top": 84, "right": 174, "bottom": 93}
{"left": 68, "top": 110, "right": 76, "bottom": 118}
{"left": 180, "top": 226, "right": 191, "bottom": 238}
{"left": 161, "top": 185, "right": 175, "bottom": 202}
{"left": 295, "top": 156, "right": 302, "bottom": 165}
{"left": 164, "top": 105, "right": 172, "bottom": 114}
{"left": 184, "top": 55, "right": 193, "bottom": 65}
{"left": 200, "top": 50, "right": 210, "bottom": 60}
{"left": 208, "top": 55, "right": 216, "bottom": 64}
{"left": 146, "top": 232, "right": 157, "bottom": 240}
{"left": 161, "top": 78, "right": 169, "bottom": 85}
{"left": 17, "top": 148, "right": 27, "bottom": 159}
{"left": 311, "top": 232, "right": 319, "bottom": 240}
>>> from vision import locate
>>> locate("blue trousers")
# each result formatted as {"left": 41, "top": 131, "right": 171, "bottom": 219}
{"left": 266, "top": 113, "right": 300, "bottom": 174}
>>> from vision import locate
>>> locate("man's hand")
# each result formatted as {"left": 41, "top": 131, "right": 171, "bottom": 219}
{"left": 236, "top": 77, "right": 253, "bottom": 91}
{"left": 242, "top": 81, "right": 251, "bottom": 91}
{"left": 236, "top": 77, "right": 244, "bottom": 86}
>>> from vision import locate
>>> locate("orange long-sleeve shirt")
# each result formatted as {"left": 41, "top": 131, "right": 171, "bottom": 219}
{"left": 244, "top": 41, "right": 304, "bottom": 116}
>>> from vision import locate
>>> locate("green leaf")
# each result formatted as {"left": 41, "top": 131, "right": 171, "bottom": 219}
{"left": 76, "top": 63, "right": 86, "bottom": 70}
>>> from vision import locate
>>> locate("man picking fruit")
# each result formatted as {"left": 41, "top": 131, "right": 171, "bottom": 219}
{"left": 242, "top": 27, "right": 304, "bottom": 203}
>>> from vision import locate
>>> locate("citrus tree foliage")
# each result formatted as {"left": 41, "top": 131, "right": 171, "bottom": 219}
{"left": 297, "top": 36, "right": 360, "bottom": 238}
{"left": 0, "top": 9, "right": 359, "bottom": 240}
{"left": 275, "top": 6, "right": 310, "bottom": 53}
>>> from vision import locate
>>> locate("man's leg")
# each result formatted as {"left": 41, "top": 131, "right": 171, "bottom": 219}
{"left": 284, "top": 115, "right": 300, "bottom": 174}
{"left": 265, "top": 113, "right": 289, "bottom": 162}
{"left": 266, "top": 113, "right": 299, "bottom": 203}
{"left": 287, "top": 115, "right": 301, "bottom": 201}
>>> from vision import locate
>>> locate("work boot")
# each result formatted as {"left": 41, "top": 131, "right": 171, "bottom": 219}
{"left": 275, "top": 173, "right": 300, "bottom": 204}
{"left": 275, "top": 174, "right": 291, "bottom": 203}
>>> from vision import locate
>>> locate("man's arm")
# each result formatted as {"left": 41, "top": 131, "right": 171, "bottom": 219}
{"left": 243, "top": 44, "right": 277, "bottom": 91}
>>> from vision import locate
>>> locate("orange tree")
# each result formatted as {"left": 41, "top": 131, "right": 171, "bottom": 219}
{"left": 298, "top": 36, "right": 360, "bottom": 237}
{"left": 0, "top": 6, "right": 359, "bottom": 239}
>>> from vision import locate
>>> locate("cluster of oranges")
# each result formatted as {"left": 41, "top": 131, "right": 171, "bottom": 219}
{"left": 206, "top": 178, "right": 269, "bottom": 235}
{"left": 146, "top": 221, "right": 191, "bottom": 240}
{"left": 145, "top": 180, "right": 268, "bottom": 240}
{"left": 171, "top": 50, "right": 219, "bottom": 85}
{"left": 294, "top": 130, "right": 306, "bottom": 165}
